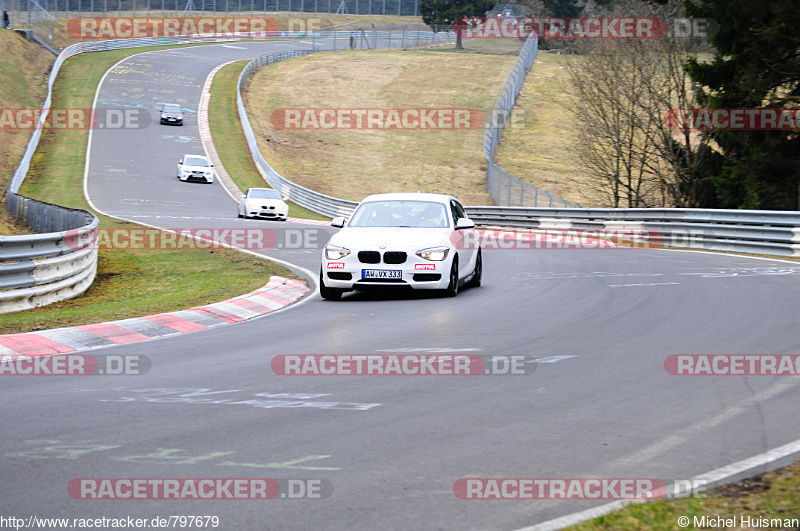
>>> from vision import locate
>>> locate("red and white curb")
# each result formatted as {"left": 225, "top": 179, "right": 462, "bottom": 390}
{"left": 0, "top": 276, "right": 308, "bottom": 357}
{"left": 198, "top": 60, "right": 244, "bottom": 201}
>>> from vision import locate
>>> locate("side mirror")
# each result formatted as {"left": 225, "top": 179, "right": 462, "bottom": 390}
{"left": 456, "top": 218, "right": 475, "bottom": 230}
{"left": 331, "top": 217, "right": 346, "bottom": 228}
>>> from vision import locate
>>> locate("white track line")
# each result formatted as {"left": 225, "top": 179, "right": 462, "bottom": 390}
{"left": 518, "top": 438, "right": 800, "bottom": 531}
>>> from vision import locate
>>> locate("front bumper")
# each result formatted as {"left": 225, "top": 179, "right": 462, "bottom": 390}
{"left": 246, "top": 206, "right": 288, "bottom": 219}
{"left": 180, "top": 172, "right": 213, "bottom": 183}
{"left": 322, "top": 254, "right": 450, "bottom": 291}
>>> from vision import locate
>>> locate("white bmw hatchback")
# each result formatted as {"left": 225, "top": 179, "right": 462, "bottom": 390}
{"left": 319, "top": 193, "right": 481, "bottom": 300}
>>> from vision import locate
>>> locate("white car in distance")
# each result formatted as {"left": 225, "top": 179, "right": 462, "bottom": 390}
{"left": 238, "top": 188, "right": 289, "bottom": 220}
{"left": 319, "top": 192, "right": 481, "bottom": 300}
{"left": 177, "top": 154, "right": 214, "bottom": 183}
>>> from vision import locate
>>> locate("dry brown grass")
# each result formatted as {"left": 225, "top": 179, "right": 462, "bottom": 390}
{"left": 494, "top": 50, "right": 607, "bottom": 207}
{"left": 0, "top": 29, "right": 56, "bottom": 235}
{"left": 244, "top": 49, "right": 518, "bottom": 205}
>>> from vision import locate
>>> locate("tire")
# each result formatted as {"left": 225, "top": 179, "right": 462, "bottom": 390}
{"left": 467, "top": 249, "right": 482, "bottom": 288}
{"left": 444, "top": 256, "right": 459, "bottom": 297}
{"left": 319, "top": 268, "right": 343, "bottom": 301}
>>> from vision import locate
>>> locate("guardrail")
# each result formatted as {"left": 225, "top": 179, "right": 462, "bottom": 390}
{"left": 463, "top": 206, "right": 800, "bottom": 257}
{"left": 1, "top": 195, "right": 98, "bottom": 313}
{"left": 237, "top": 49, "right": 358, "bottom": 219}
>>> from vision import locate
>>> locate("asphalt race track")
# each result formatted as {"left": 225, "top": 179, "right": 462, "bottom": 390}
{"left": 3, "top": 39, "right": 800, "bottom": 530}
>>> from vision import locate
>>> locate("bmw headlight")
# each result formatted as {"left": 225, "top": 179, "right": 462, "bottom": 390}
{"left": 325, "top": 245, "right": 351, "bottom": 260}
{"left": 162, "top": 113, "right": 167, "bottom": 119}
{"left": 416, "top": 247, "right": 449, "bottom": 261}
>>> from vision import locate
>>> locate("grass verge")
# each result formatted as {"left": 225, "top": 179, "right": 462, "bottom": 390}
{"left": 4, "top": 44, "right": 296, "bottom": 333}
{"left": 493, "top": 50, "right": 603, "bottom": 207}
{"left": 569, "top": 459, "right": 800, "bottom": 530}
{"left": 207, "top": 60, "right": 327, "bottom": 221}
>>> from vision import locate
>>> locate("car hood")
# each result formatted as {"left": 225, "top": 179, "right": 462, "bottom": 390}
{"left": 328, "top": 227, "right": 453, "bottom": 250}
{"left": 182, "top": 164, "right": 212, "bottom": 171}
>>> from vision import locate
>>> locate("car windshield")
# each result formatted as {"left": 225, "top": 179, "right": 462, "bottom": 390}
{"left": 184, "top": 156, "right": 210, "bottom": 167}
{"left": 249, "top": 189, "right": 281, "bottom": 200}
{"left": 348, "top": 200, "right": 449, "bottom": 228}
{"left": 163, "top": 104, "right": 181, "bottom": 113}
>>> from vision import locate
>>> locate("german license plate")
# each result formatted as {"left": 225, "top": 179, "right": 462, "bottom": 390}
{"left": 362, "top": 269, "right": 401, "bottom": 279}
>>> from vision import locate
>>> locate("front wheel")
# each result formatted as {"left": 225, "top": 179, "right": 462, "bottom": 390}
{"left": 467, "top": 250, "right": 482, "bottom": 288}
{"left": 319, "top": 268, "right": 343, "bottom": 300}
{"left": 444, "top": 256, "right": 459, "bottom": 297}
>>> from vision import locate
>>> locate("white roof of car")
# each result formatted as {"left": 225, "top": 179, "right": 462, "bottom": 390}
{"left": 359, "top": 192, "right": 456, "bottom": 204}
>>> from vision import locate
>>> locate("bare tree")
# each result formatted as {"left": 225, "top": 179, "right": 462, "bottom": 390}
{"left": 565, "top": 0, "right": 712, "bottom": 207}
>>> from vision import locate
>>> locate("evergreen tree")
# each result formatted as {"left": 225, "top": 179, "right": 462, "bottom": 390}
{"left": 684, "top": 0, "right": 800, "bottom": 209}
{"left": 420, "top": 0, "right": 496, "bottom": 49}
